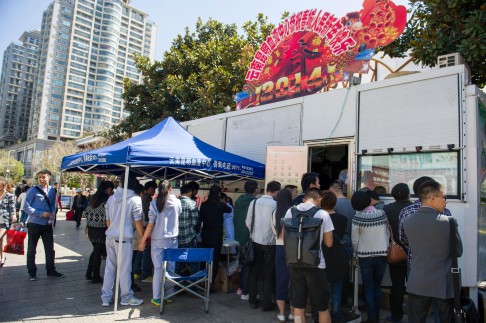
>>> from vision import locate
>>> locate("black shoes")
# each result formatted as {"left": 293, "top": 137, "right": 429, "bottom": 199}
{"left": 249, "top": 301, "right": 260, "bottom": 309}
{"left": 29, "top": 275, "right": 37, "bottom": 281}
{"left": 92, "top": 277, "right": 103, "bottom": 284}
{"left": 47, "top": 271, "right": 65, "bottom": 278}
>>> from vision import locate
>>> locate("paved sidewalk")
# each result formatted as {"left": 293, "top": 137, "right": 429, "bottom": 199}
{"left": 0, "top": 211, "right": 417, "bottom": 323}
{"left": 0, "top": 212, "right": 281, "bottom": 323}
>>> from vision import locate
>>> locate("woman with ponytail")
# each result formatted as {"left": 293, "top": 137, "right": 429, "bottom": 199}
{"left": 199, "top": 185, "right": 231, "bottom": 288}
{"left": 139, "top": 180, "right": 181, "bottom": 306}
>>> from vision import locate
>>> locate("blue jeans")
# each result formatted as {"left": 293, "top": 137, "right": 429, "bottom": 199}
{"left": 359, "top": 256, "right": 387, "bottom": 321}
{"left": 330, "top": 280, "right": 343, "bottom": 321}
{"left": 132, "top": 250, "right": 143, "bottom": 275}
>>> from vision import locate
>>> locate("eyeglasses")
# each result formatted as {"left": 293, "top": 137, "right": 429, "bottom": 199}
{"left": 427, "top": 194, "right": 447, "bottom": 201}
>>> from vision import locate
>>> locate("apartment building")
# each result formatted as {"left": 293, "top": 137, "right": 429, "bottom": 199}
{"left": 28, "top": 0, "right": 157, "bottom": 141}
{"left": 0, "top": 30, "right": 41, "bottom": 148}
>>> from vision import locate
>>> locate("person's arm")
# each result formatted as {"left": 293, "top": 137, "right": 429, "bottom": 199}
{"left": 245, "top": 200, "right": 254, "bottom": 231}
{"left": 139, "top": 223, "right": 153, "bottom": 251}
{"left": 398, "top": 209, "right": 409, "bottom": 252}
{"left": 134, "top": 220, "right": 145, "bottom": 246}
{"left": 323, "top": 231, "right": 333, "bottom": 248}
{"left": 8, "top": 194, "right": 16, "bottom": 224}
{"left": 351, "top": 220, "right": 359, "bottom": 256}
{"left": 454, "top": 218, "right": 463, "bottom": 257}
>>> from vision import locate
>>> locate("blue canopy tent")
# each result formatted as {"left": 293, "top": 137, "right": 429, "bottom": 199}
{"left": 60, "top": 116, "right": 264, "bottom": 312}
{"left": 61, "top": 116, "right": 264, "bottom": 180}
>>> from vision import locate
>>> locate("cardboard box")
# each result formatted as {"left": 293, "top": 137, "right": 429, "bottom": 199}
{"left": 214, "top": 267, "right": 239, "bottom": 293}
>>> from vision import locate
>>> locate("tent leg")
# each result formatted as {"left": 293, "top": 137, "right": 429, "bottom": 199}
{"left": 114, "top": 165, "right": 130, "bottom": 313}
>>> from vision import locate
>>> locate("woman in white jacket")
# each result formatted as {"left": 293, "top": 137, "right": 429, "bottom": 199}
{"left": 139, "top": 180, "right": 181, "bottom": 306}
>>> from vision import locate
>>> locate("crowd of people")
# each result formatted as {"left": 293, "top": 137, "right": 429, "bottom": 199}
{"left": 0, "top": 168, "right": 462, "bottom": 323}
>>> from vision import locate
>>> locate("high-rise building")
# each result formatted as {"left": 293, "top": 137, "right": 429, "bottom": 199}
{"left": 0, "top": 30, "right": 41, "bottom": 148}
{"left": 28, "top": 0, "right": 157, "bottom": 141}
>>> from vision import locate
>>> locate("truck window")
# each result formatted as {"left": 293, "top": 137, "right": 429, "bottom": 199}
{"left": 357, "top": 151, "right": 459, "bottom": 197}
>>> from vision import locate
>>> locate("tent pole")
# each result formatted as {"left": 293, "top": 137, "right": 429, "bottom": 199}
{"left": 114, "top": 165, "right": 130, "bottom": 313}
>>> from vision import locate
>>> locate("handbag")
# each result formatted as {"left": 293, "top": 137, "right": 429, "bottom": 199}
{"left": 449, "top": 218, "right": 479, "bottom": 323}
{"left": 66, "top": 209, "right": 75, "bottom": 221}
{"left": 239, "top": 198, "right": 257, "bottom": 266}
{"left": 3, "top": 229, "right": 27, "bottom": 255}
{"left": 386, "top": 222, "right": 407, "bottom": 263}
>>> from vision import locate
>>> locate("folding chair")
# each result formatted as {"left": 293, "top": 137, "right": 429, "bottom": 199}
{"left": 160, "top": 248, "right": 214, "bottom": 314}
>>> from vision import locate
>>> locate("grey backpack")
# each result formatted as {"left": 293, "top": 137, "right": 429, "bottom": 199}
{"left": 282, "top": 206, "right": 322, "bottom": 268}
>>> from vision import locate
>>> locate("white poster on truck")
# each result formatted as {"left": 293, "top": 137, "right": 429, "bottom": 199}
{"left": 265, "top": 146, "right": 308, "bottom": 190}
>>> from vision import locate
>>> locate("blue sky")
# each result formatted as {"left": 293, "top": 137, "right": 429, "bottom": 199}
{"left": 0, "top": 0, "right": 409, "bottom": 63}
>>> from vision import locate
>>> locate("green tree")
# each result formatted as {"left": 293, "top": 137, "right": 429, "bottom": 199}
{"left": 111, "top": 15, "right": 275, "bottom": 139}
{"left": 0, "top": 151, "right": 24, "bottom": 183}
{"left": 381, "top": 0, "right": 486, "bottom": 87}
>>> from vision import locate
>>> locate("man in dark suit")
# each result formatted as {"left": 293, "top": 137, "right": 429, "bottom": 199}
{"left": 403, "top": 180, "right": 462, "bottom": 322}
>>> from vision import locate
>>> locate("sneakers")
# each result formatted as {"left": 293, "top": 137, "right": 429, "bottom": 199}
{"left": 29, "top": 275, "right": 37, "bottom": 281}
{"left": 134, "top": 273, "right": 141, "bottom": 280}
{"left": 47, "top": 271, "right": 64, "bottom": 278}
{"left": 102, "top": 299, "right": 113, "bottom": 307}
{"left": 120, "top": 297, "right": 143, "bottom": 306}
{"left": 241, "top": 294, "right": 249, "bottom": 300}
{"left": 150, "top": 298, "right": 161, "bottom": 306}
{"left": 236, "top": 288, "right": 243, "bottom": 295}
{"left": 141, "top": 276, "right": 153, "bottom": 283}
{"left": 277, "top": 314, "right": 286, "bottom": 323}
{"left": 288, "top": 314, "right": 295, "bottom": 321}
{"left": 165, "top": 297, "right": 174, "bottom": 303}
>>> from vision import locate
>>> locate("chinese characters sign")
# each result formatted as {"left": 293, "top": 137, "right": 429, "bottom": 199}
{"left": 235, "top": 0, "right": 407, "bottom": 109}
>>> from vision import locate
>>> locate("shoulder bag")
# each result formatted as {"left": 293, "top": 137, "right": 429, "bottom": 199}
{"left": 386, "top": 221, "right": 407, "bottom": 263}
{"left": 450, "top": 218, "right": 479, "bottom": 323}
{"left": 239, "top": 199, "right": 257, "bottom": 266}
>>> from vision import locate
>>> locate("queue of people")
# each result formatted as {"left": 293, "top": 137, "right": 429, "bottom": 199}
{"left": 4, "top": 168, "right": 461, "bottom": 323}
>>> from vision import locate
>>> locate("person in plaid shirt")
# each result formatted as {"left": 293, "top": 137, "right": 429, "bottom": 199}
{"left": 176, "top": 183, "right": 200, "bottom": 275}
{"left": 399, "top": 176, "right": 451, "bottom": 269}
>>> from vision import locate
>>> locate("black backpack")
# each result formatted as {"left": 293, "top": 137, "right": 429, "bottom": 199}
{"left": 282, "top": 206, "right": 322, "bottom": 268}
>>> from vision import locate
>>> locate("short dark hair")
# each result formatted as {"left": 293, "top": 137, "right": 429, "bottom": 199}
{"left": 303, "top": 187, "right": 322, "bottom": 201}
{"left": 351, "top": 191, "right": 371, "bottom": 211}
{"left": 180, "top": 184, "right": 191, "bottom": 195}
{"left": 187, "top": 181, "right": 200, "bottom": 192}
{"left": 321, "top": 190, "right": 337, "bottom": 210}
{"left": 330, "top": 180, "right": 343, "bottom": 191}
{"left": 419, "top": 180, "right": 442, "bottom": 202}
{"left": 37, "top": 169, "right": 52, "bottom": 177}
{"left": 301, "top": 172, "right": 318, "bottom": 191}
{"left": 266, "top": 180, "right": 281, "bottom": 193}
{"left": 365, "top": 189, "right": 380, "bottom": 201}
{"left": 120, "top": 173, "right": 139, "bottom": 190}
{"left": 134, "top": 183, "right": 144, "bottom": 195}
{"left": 413, "top": 176, "right": 434, "bottom": 196}
{"left": 284, "top": 184, "right": 297, "bottom": 191}
{"left": 244, "top": 180, "right": 258, "bottom": 194}
{"left": 374, "top": 186, "right": 387, "bottom": 194}
{"left": 391, "top": 183, "right": 410, "bottom": 201}
{"left": 144, "top": 180, "right": 157, "bottom": 190}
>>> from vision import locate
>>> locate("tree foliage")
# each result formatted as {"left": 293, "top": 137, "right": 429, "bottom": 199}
{"left": 110, "top": 15, "right": 275, "bottom": 139}
{"left": 381, "top": 0, "right": 486, "bottom": 87}
{"left": 0, "top": 151, "right": 24, "bottom": 183}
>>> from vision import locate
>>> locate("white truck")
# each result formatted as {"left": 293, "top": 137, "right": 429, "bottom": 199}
{"left": 181, "top": 63, "right": 486, "bottom": 300}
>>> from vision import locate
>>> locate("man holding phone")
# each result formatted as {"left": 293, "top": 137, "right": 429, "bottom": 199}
{"left": 24, "top": 169, "right": 64, "bottom": 281}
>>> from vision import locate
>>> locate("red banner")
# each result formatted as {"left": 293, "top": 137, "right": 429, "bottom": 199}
{"left": 235, "top": 0, "right": 407, "bottom": 109}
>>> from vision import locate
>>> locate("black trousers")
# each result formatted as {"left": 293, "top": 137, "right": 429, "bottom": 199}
{"left": 74, "top": 209, "right": 84, "bottom": 227}
{"left": 249, "top": 243, "right": 275, "bottom": 307}
{"left": 27, "top": 223, "right": 56, "bottom": 276}
{"left": 407, "top": 293, "right": 453, "bottom": 323}
{"left": 202, "top": 239, "right": 222, "bottom": 283}
{"left": 86, "top": 241, "right": 106, "bottom": 279}
{"left": 389, "top": 262, "right": 407, "bottom": 320}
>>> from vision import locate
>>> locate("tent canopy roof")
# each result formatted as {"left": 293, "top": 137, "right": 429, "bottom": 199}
{"left": 61, "top": 117, "right": 265, "bottom": 180}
